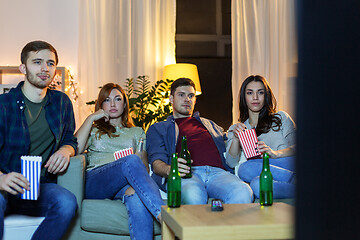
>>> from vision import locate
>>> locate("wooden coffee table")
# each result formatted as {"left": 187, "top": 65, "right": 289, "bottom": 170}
{"left": 161, "top": 202, "right": 294, "bottom": 240}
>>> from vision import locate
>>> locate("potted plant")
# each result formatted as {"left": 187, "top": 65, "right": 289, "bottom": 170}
{"left": 87, "top": 76, "right": 173, "bottom": 132}
{"left": 125, "top": 75, "right": 173, "bottom": 132}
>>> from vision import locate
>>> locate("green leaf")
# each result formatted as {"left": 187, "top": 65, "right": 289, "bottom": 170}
{"left": 88, "top": 76, "right": 172, "bottom": 132}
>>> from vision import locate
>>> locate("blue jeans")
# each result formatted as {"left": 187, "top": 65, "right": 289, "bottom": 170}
{"left": 178, "top": 166, "right": 254, "bottom": 204}
{"left": 0, "top": 183, "right": 77, "bottom": 240}
{"left": 85, "top": 155, "right": 164, "bottom": 240}
{"left": 238, "top": 156, "right": 296, "bottom": 199}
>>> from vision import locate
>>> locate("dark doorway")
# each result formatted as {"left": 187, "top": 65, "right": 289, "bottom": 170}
{"left": 176, "top": 0, "right": 232, "bottom": 130}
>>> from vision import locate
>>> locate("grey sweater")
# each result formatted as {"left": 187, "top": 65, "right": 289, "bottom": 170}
{"left": 225, "top": 111, "right": 296, "bottom": 168}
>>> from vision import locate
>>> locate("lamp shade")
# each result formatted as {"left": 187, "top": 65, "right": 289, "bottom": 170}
{"left": 163, "top": 63, "right": 202, "bottom": 95}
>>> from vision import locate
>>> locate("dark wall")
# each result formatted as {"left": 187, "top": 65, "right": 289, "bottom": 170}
{"left": 296, "top": 0, "right": 360, "bottom": 239}
{"left": 177, "top": 57, "right": 232, "bottom": 130}
{"left": 176, "top": 0, "right": 232, "bottom": 130}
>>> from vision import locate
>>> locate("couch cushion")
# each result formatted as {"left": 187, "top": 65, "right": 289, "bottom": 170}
{"left": 81, "top": 199, "right": 161, "bottom": 235}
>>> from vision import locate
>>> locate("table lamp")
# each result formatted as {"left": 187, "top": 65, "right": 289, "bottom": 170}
{"left": 162, "top": 63, "right": 202, "bottom": 95}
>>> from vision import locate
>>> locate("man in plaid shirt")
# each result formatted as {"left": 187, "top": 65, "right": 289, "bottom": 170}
{"left": 0, "top": 41, "right": 78, "bottom": 240}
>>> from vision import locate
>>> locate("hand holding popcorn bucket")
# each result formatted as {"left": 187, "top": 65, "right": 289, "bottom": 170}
{"left": 237, "top": 128, "right": 261, "bottom": 159}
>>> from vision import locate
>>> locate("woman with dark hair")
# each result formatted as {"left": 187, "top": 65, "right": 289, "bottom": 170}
{"left": 75, "top": 83, "right": 164, "bottom": 240}
{"left": 226, "top": 75, "right": 296, "bottom": 199}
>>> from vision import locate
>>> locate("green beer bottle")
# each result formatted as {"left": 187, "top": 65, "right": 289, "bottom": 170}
{"left": 259, "top": 153, "right": 273, "bottom": 206}
{"left": 167, "top": 153, "right": 181, "bottom": 208}
{"left": 179, "top": 136, "right": 192, "bottom": 178}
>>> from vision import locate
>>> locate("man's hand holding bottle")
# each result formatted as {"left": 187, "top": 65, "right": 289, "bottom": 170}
{"left": 177, "top": 158, "right": 193, "bottom": 177}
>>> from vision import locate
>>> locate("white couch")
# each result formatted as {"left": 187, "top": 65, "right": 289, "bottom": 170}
{"left": 2, "top": 155, "right": 83, "bottom": 240}
{"left": 4, "top": 215, "right": 44, "bottom": 240}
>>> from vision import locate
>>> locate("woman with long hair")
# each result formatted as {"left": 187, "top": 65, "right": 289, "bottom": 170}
{"left": 226, "top": 75, "right": 296, "bottom": 199}
{"left": 75, "top": 83, "right": 164, "bottom": 240}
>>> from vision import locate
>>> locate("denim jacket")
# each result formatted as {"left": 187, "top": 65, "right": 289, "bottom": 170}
{"left": 0, "top": 81, "right": 77, "bottom": 176}
{"left": 146, "top": 112, "right": 233, "bottom": 191}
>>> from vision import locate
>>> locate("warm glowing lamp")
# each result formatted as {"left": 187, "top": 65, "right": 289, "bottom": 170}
{"left": 162, "top": 63, "right": 202, "bottom": 95}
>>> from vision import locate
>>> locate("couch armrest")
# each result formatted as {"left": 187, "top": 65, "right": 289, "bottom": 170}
{"left": 58, "top": 155, "right": 86, "bottom": 209}
{"left": 58, "top": 155, "right": 86, "bottom": 240}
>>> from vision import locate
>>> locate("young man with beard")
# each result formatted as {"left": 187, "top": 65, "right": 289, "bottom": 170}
{"left": 0, "top": 41, "right": 78, "bottom": 239}
{"left": 146, "top": 78, "right": 254, "bottom": 205}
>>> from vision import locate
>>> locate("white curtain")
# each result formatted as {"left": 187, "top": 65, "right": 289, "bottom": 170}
{"left": 78, "top": 0, "right": 176, "bottom": 123}
{"left": 231, "top": 0, "right": 297, "bottom": 124}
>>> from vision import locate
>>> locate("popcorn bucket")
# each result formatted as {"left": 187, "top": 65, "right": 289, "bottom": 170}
{"left": 237, "top": 129, "right": 261, "bottom": 159}
{"left": 21, "top": 156, "right": 42, "bottom": 200}
{"left": 114, "top": 147, "right": 134, "bottom": 160}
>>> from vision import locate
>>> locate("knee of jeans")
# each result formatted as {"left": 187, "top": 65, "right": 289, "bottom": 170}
{"left": 250, "top": 177, "right": 260, "bottom": 199}
{"left": 224, "top": 182, "right": 254, "bottom": 204}
{"left": 238, "top": 164, "right": 254, "bottom": 183}
{"left": 54, "top": 191, "right": 78, "bottom": 217}
{"left": 124, "top": 155, "right": 142, "bottom": 168}
{"left": 181, "top": 185, "right": 207, "bottom": 205}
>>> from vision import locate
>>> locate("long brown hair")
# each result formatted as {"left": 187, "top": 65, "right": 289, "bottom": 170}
{"left": 239, "top": 75, "right": 281, "bottom": 136}
{"left": 94, "top": 83, "right": 134, "bottom": 138}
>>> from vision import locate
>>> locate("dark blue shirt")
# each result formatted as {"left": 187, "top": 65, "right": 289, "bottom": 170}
{"left": 146, "top": 112, "right": 232, "bottom": 191}
{"left": 0, "top": 81, "right": 77, "bottom": 176}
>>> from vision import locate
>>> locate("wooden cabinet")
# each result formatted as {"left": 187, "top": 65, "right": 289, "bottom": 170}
{"left": 0, "top": 66, "right": 67, "bottom": 94}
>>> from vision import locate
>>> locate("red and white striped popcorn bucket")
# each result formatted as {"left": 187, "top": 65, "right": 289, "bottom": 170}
{"left": 237, "top": 128, "right": 261, "bottom": 159}
{"left": 114, "top": 147, "right": 134, "bottom": 161}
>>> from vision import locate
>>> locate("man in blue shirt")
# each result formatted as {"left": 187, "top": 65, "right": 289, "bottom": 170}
{"left": 0, "top": 41, "right": 78, "bottom": 239}
{"left": 146, "top": 78, "right": 253, "bottom": 205}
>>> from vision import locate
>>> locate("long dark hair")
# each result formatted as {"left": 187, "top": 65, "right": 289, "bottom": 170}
{"left": 239, "top": 75, "right": 281, "bottom": 136}
{"left": 94, "top": 83, "right": 134, "bottom": 138}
